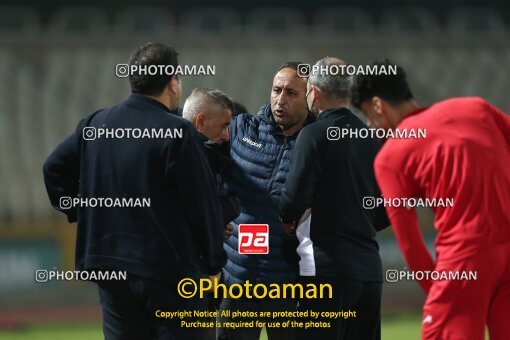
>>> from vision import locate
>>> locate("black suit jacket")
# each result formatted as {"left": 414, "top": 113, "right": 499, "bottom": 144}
{"left": 280, "top": 107, "right": 389, "bottom": 281}
{"left": 43, "top": 94, "right": 226, "bottom": 284}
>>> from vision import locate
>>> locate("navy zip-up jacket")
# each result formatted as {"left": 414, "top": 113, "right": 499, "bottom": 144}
{"left": 43, "top": 94, "right": 226, "bottom": 284}
{"left": 223, "top": 103, "right": 314, "bottom": 285}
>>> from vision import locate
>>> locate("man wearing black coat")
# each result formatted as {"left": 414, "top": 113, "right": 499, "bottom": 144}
{"left": 43, "top": 43, "right": 226, "bottom": 340}
{"left": 280, "top": 58, "right": 389, "bottom": 340}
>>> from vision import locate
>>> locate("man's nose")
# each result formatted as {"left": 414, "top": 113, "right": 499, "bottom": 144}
{"left": 276, "top": 93, "right": 287, "bottom": 106}
{"left": 222, "top": 129, "right": 230, "bottom": 142}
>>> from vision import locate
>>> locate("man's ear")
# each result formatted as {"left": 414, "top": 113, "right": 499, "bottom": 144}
{"left": 311, "top": 85, "right": 320, "bottom": 100}
{"left": 372, "top": 96, "right": 384, "bottom": 116}
{"left": 168, "top": 76, "right": 180, "bottom": 95}
{"left": 196, "top": 112, "right": 207, "bottom": 128}
{"left": 308, "top": 85, "right": 320, "bottom": 111}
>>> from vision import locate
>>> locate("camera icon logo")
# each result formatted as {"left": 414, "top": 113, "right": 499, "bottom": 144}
{"left": 83, "top": 127, "right": 96, "bottom": 140}
{"left": 297, "top": 63, "right": 311, "bottom": 78}
{"left": 327, "top": 127, "right": 341, "bottom": 140}
{"left": 35, "top": 270, "right": 48, "bottom": 283}
{"left": 362, "top": 196, "right": 376, "bottom": 209}
{"left": 59, "top": 196, "right": 73, "bottom": 210}
{"left": 115, "top": 64, "right": 130, "bottom": 78}
{"left": 386, "top": 270, "right": 399, "bottom": 283}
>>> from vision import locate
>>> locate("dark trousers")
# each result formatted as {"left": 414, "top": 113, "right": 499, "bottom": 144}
{"left": 217, "top": 296, "right": 296, "bottom": 340}
{"left": 97, "top": 275, "right": 208, "bottom": 340}
{"left": 297, "top": 276, "right": 381, "bottom": 340}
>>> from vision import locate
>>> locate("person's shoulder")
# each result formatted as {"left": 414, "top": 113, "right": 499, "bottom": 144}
{"left": 437, "top": 96, "right": 486, "bottom": 107}
{"left": 301, "top": 108, "right": 355, "bottom": 137}
{"left": 230, "top": 103, "right": 269, "bottom": 133}
{"left": 296, "top": 119, "right": 328, "bottom": 147}
{"left": 299, "top": 119, "right": 322, "bottom": 135}
{"left": 230, "top": 113, "right": 252, "bottom": 140}
{"left": 86, "top": 107, "right": 107, "bottom": 121}
{"left": 167, "top": 114, "right": 192, "bottom": 127}
{"left": 374, "top": 144, "right": 391, "bottom": 171}
{"left": 425, "top": 96, "right": 489, "bottom": 116}
{"left": 140, "top": 105, "right": 190, "bottom": 128}
{"left": 232, "top": 112, "right": 256, "bottom": 127}
{"left": 239, "top": 103, "right": 270, "bottom": 124}
{"left": 156, "top": 115, "right": 199, "bottom": 147}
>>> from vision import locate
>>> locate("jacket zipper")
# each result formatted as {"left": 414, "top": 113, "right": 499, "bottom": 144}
{"left": 263, "top": 136, "right": 288, "bottom": 216}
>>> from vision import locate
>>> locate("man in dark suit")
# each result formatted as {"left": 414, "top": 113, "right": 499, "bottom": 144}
{"left": 43, "top": 42, "right": 226, "bottom": 340}
{"left": 280, "top": 57, "right": 389, "bottom": 340}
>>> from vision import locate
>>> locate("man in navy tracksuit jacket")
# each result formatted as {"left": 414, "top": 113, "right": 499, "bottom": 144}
{"left": 219, "top": 62, "right": 314, "bottom": 340}
{"left": 43, "top": 43, "right": 226, "bottom": 340}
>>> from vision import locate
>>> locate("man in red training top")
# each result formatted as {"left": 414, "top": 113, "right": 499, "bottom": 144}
{"left": 351, "top": 59, "right": 510, "bottom": 340}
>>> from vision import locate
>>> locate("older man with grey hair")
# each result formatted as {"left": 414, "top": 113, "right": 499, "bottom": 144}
{"left": 183, "top": 87, "right": 240, "bottom": 338}
{"left": 183, "top": 87, "right": 233, "bottom": 144}
{"left": 279, "top": 57, "right": 389, "bottom": 340}
{"left": 182, "top": 88, "right": 239, "bottom": 240}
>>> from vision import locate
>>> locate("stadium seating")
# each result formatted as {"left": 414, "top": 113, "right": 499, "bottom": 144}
{"left": 0, "top": 6, "right": 41, "bottom": 40}
{"left": 379, "top": 7, "right": 441, "bottom": 37}
{"left": 179, "top": 7, "right": 243, "bottom": 38}
{"left": 112, "top": 7, "right": 177, "bottom": 39}
{"left": 447, "top": 7, "right": 507, "bottom": 39}
{"left": 244, "top": 7, "right": 308, "bottom": 39}
{"left": 0, "top": 6, "right": 509, "bottom": 221}
{"left": 47, "top": 7, "right": 110, "bottom": 39}
{"left": 313, "top": 7, "right": 376, "bottom": 36}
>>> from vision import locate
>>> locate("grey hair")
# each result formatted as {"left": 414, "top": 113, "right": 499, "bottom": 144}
{"left": 182, "top": 87, "right": 233, "bottom": 122}
{"left": 308, "top": 57, "right": 352, "bottom": 101}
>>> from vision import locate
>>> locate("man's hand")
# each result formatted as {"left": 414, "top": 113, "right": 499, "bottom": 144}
{"left": 224, "top": 223, "right": 234, "bottom": 240}
{"left": 282, "top": 221, "right": 297, "bottom": 236}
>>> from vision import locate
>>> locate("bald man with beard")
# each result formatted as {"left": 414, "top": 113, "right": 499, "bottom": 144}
{"left": 219, "top": 62, "right": 315, "bottom": 340}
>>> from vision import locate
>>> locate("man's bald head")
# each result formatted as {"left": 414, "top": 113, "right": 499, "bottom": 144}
{"left": 270, "top": 62, "right": 309, "bottom": 134}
